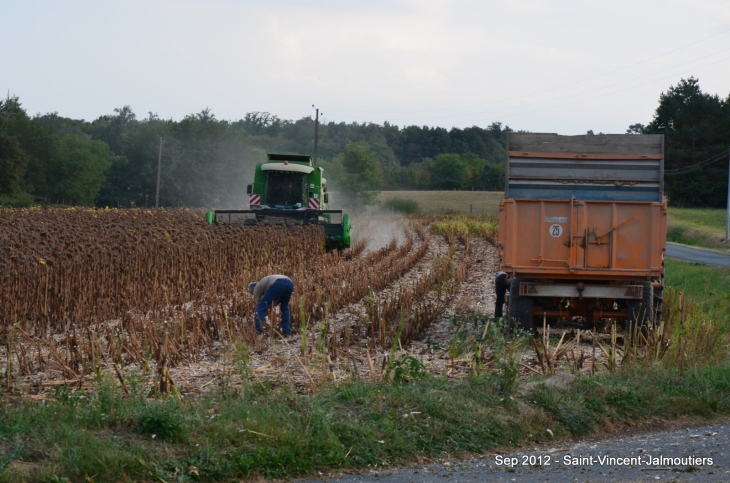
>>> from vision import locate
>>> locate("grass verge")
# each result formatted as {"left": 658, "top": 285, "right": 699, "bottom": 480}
{"left": 2, "top": 361, "right": 730, "bottom": 481}
{"left": 667, "top": 207, "right": 730, "bottom": 253}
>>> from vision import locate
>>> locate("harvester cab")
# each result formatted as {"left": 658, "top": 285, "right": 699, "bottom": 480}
{"left": 205, "top": 153, "right": 351, "bottom": 249}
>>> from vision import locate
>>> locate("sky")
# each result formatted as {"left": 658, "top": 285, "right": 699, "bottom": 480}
{"left": 2, "top": 0, "right": 730, "bottom": 134}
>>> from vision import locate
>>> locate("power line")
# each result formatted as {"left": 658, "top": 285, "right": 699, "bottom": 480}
{"left": 664, "top": 151, "right": 726, "bottom": 173}
{"left": 664, "top": 150, "right": 729, "bottom": 176}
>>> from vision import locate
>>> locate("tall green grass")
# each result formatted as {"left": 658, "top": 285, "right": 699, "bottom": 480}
{"left": 620, "top": 260, "right": 730, "bottom": 370}
{"left": 665, "top": 259, "right": 730, "bottom": 316}
{"left": 623, "top": 287, "right": 728, "bottom": 369}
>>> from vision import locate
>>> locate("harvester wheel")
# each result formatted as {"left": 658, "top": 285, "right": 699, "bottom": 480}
{"left": 507, "top": 278, "right": 534, "bottom": 333}
{"left": 625, "top": 282, "right": 654, "bottom": 330}
{"left": 342, "top": 214, "right": 351, "bottom": 248}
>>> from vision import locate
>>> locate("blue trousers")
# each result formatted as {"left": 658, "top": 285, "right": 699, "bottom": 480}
{"left": 255, "top": 279, "right": 294, "bottom": 334}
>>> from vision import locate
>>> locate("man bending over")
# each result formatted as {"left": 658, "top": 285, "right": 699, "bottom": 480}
{"left": 248, "top": 274, "right": 295, "bottom": 335}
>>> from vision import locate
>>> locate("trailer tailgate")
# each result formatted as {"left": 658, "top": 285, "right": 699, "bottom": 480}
{"left": 498, "top": 198, "right": 666, "bottom": 281}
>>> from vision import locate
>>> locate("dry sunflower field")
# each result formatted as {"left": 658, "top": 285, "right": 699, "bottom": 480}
{"left": 0, "top": 207, "right": 504, "bottom": 395}
{"left": 2, "top": 207, "right": 704, "bottom": 400}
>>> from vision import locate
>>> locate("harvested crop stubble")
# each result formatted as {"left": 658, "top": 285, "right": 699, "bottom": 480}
{"left": 363, "top": 226, "right": 471, "bottom": 348}
{"left": 0, "top": 208, "right": 453, "bottom": 386}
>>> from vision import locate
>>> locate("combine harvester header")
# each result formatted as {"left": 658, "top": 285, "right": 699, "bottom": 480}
{"left": 206, "top": 153, "right": 351, "bottom": 249}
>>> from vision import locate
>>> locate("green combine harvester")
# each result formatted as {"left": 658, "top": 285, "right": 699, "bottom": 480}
{"left": 205, "top": 153, "right": 351, "bottom": 249}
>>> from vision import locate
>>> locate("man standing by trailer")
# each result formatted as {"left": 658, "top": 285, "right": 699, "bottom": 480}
{"left": 248, "top": 275, "right": 295, "bottom": 335}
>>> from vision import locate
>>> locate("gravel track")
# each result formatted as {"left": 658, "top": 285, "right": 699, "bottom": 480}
{"left": 297, "top": 423, "right": 730, "bottom": 483}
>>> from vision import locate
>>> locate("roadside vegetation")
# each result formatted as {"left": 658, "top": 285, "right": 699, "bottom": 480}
{"left": 2, "top": 318, "right": 729, "bottom": 482}
{"left": 667, "top": 207, "right": 730, "bottom": 253}
{"left": 665, "top": 258, "right": 730, "bottom": 318}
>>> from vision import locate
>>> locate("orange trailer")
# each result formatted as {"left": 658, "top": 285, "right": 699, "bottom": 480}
{"left": 497, "top": 134, "right": 666, "bottom": 330}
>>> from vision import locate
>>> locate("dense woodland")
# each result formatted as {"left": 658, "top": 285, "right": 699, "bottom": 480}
{"left": 0, "top": 77, "right": 728, "bottom": 208}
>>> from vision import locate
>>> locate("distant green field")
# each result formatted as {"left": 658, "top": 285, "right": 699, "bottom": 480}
{"left": 667, "top": 207, "right": 729, "bottom": 253}
{"left": 377, "top": 191, "right": 503, "bottom": 215}
{"left": 669, "top": 207, "right": 727, "bottom": 230}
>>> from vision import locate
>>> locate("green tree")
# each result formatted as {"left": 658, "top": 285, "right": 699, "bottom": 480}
{"left": 384, "top": 162, "right": 431, "bottom": 190}
{"left": 50, "top": 134, "right": 114, "bottom": 205}
{"left": 0, "top": 128, "right": 28, "bottom": 195}
{"left": 460, "top": 153, "right": 487, "bottom": 189}
{"left": 331, "top": 141, "right": 382, "bottom": 208}
{"left": 429, "top": 154, "right": 467, "bottom": 190}
{"left": 97, "top": 109, "right": 265, "bottom": 208}
{"left": 645, "top": 77, "right": 729, "bottom": 207}
{"left": 480, "top": 163, "right": 505, "bottom": 191}
{"left": 1, "top": 95, "right": 61, "bottom": 201}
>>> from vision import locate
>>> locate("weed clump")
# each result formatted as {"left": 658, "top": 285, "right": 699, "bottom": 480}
{"left": 136, "top": 402, "right": 184, "bottom": 441}
{"left": 385, "top": 354, "right": 429, "bottom": 384}
{"left": 448, "top": 313, "right": 530, "bottom": 394}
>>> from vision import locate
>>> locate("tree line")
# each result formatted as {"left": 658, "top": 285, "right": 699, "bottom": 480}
{"left": 0, "top": 76, "right": 728, "bottom": 208}
{"left": 0, "top": 99, "right": 508, "bottom": 208}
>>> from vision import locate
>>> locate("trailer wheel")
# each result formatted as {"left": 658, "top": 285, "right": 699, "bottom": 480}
{"left": 626, "top": 282, "right": 654, "bottom": 330}
{"left": 494, "top": 272, "right": 508, "bottom": 318}
{"left": 507, "top": 278, "right": 534, "bottom": 332}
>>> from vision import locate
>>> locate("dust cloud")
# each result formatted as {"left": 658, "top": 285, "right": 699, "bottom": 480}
{"left": 350, "top": 213, "right": 409, "bottom": 252}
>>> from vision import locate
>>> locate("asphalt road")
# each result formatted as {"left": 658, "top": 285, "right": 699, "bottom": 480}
{"left": 666, "top": 243, "right": 730, "bottom": 268}
{"left": 299, "top": 424, "right": 730, "bottom": 483}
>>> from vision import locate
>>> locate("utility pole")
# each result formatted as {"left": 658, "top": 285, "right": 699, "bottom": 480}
{"left": 726, "top": 147, "right": 729, "bottom": 243}
{"left": 312, "top": 105, "right": 321, "bottom": 166}
{"left": 155, "top": 136, "right": 163, "bottom": 208}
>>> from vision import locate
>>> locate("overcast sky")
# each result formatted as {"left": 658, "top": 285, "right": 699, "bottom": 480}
{"left": 2, "top": 0, "right": 729, "bottom": 134}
